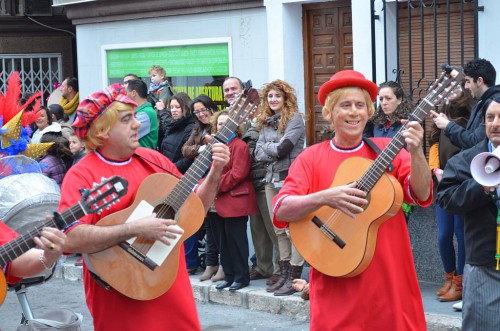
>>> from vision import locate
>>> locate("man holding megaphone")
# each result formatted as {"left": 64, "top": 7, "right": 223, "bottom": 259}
{"left": 438, "top": 94, "right": 500, "bottom": 331}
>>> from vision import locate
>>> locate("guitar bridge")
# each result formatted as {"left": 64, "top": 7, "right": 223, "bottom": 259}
{"left": 312, "top": 216, "right": 346, "bottom": 249}
{"left": 118, "top": 242, "right": 158, "bottom": 271}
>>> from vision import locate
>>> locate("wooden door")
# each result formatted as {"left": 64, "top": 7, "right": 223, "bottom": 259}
{"left": 303, "top": 0, "right": 352, "bottom": 145}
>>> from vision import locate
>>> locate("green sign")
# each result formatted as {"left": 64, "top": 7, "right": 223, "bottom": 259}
{"left": 106, "top": 43, "right": 229, "bottom": 78}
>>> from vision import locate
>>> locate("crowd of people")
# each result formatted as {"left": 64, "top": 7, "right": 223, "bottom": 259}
{"left": 1, "top": 58, "right": 500, "bottom": 330}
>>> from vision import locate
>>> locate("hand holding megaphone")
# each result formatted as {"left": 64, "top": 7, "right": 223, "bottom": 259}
{"left": 471, "top": 146, "right": 500, "bottom": 187}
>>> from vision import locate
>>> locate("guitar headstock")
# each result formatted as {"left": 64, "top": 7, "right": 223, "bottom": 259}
{"left": 426, "top": 64, "right": 465, "bottom": 107}
{"left": 80, "top": 176, "right": 128, "bottom": 215}
{"left": 226, "top": 88, "right": 261, "bottom": 125}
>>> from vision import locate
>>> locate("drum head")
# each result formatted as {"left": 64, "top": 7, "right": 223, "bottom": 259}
{"left": 0, "top": 172, "right": 60, "bottom": 231}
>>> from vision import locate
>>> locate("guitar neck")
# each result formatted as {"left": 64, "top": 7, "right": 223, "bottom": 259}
{"left": 0, "top": 204, "right": 85, "bottom": 266}
{"left": 358, "top": 93, "right": 435, "bottom": 193}
{"left": 164, "top": 118, "right": 240, "bottom": 212}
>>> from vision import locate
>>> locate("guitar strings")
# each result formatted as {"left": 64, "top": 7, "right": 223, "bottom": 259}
{"left": 129, "top": 94, "right": 258, "bottom": 255}
{"left": 321, "top": 75, "right": 458, "bottom": 237}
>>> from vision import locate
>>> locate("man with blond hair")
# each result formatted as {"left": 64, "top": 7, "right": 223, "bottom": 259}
{"left": 59, "top": 84, "right": 230, "bottom": 330}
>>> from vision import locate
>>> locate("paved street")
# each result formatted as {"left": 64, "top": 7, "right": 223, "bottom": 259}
{"left": 0, "top": 277, "right": 310, "bottom": 331}
{"left": 0, "top": 257, "right": 463, "bottom": 331}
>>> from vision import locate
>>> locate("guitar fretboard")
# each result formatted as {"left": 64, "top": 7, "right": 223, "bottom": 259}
{"left": 160, "top": 90, "right": 258, "bottom": 215}
{"left": 357, "top": 69, "right": 462, "bottom": 193}
{"left": 0, "top": 204, "right": 85, "bottom": 266}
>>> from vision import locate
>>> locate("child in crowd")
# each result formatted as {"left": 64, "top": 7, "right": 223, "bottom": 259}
{"left": 147, "top": 65, "right": 175, "bottom": 111}
{"left": 69, "top": 133, "right": 86, "bottom": 165}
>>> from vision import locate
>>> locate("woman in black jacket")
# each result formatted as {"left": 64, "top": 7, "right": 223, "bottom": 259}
{"left": 158, "top": 92, "right": 195, "bottom": 174}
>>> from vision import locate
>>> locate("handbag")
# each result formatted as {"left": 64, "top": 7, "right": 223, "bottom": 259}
{"left": 16, "top": 308, "right": 83, "bottom": 331}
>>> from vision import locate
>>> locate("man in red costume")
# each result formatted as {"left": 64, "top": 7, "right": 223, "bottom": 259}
{"left": 272, "top": 70, "right": 432, "bottom": 330}
{"left": 58, "top": 84, "right": 229, "bottom": 330}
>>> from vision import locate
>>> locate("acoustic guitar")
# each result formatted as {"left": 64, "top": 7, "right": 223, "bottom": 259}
{"left": 0, "top": 176, "right": 128, "bottom": 304}
{"left": 290, "top": 64, "right": 464, "bottom": 277}
{"left": 85, "top": 88, "right": 260, "bottom": 301}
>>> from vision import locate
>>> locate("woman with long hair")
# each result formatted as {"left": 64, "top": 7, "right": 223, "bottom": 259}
{"left": 181, "top": 94, "right": 224, "bottom": 281}
{"left": 365, "top": 81, "right": 413, "bottom": 138}
{"left": 158, "top": 92, "right": 195, "bottom": 175}
{"left": 255, "top": 79, "right": 305, "bottom": 296}
{"left": 429, "top": 83, "right": 473, "bottom": 304}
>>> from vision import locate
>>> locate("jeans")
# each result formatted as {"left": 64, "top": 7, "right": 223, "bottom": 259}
{"left": 435, "top": 203, "right": 465, "bottom": 275}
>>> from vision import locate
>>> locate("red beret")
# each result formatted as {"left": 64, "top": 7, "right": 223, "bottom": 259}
{"left": 72, "top": 83, "right": 137, "bottom": 139}
{"left": 318, "top": 70, "right": 378, "bottom": 106}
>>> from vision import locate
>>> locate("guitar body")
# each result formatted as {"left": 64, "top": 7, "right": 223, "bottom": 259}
{"left": 85, "top": 173, "right": 204, "bottom": 301}
{"left": 289, "top": 157, "right": 403, "bottom": 277}
{"left": 0, "top": 272, "right": 5, "bottom": 304}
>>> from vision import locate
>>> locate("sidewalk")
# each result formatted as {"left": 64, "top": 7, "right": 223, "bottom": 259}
{"left": 55, "top": 257, "right": 462, "bottom": 330}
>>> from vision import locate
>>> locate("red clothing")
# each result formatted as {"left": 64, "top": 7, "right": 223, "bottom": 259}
{"left": 0, "top": 222, "right": 22, "bottom": 284}
{"left": 273, "top": 139, "right": 432, "bottom": 331}
{"left": 214, "top": 138, "right": 257, "bottom": 217}
{"left": 59, "top": 147, "right": 200, "bottom": 331}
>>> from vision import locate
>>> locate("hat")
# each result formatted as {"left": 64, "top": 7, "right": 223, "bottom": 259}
{"left": 318, "top": 70, "right": 378, "bottom": 106}
{"left": 72, "top": 83, "right": 137, "bottom": 139}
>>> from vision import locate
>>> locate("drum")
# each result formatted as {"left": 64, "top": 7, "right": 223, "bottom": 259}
{"left": 0, "top": 172, "right": 60, "bottom": 231}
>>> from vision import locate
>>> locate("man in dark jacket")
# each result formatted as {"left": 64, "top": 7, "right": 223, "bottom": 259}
{"left": 437, "top": 95, "right": 500, "bottom": 330}
{"left": 432, "top": 58, "right": 500, "bottom": 150}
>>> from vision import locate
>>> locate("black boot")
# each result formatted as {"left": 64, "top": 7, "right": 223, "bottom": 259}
{"left": 266, "top": 260, "right": 290, "bottom": 292}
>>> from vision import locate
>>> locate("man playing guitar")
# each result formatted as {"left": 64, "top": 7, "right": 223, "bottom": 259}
{"left": 272, "top": 70, "right": 433, "bottom": 330}
{"left": 59, "top": 84, "right": 230, "bottom": 331}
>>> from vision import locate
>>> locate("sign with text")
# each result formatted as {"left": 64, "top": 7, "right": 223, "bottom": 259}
{"left": 106, "top": 43, "right": 230, "bottom": 107}
{"left": 106, "top": 43, "right": 229, "bottom": 78}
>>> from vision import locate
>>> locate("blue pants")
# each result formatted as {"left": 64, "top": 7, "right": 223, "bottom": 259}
{"left": 435, "top": 204, "right": 465, "bottom": 275}
{"left": 184, "top": 230, "right": 201, "bottom": 269}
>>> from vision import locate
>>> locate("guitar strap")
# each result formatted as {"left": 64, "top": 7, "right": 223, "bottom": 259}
{"left": 362, "top": 137, "right": 394, "bottom": 173}
{"left": 133, "top": 153, "right": 181, "bottom": 179}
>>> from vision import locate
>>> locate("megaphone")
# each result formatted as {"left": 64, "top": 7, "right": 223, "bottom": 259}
{"left": 471, "top": 146, "right": 500, "bottom": 186}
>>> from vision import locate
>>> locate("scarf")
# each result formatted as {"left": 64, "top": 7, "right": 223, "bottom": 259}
{"left": 60, "top": 92, "right": 80, "bottom": 115}
{"left": 149, "top": 81, "right": 167, "bottom": 93}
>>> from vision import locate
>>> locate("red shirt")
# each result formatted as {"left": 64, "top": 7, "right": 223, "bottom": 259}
{"left": 59, "top": 148, "right": 200, "bottom": 331}
{"left": 273, "top": 139, "right": 432, "bottom": 331}
{"left": 0, "top": 222, "right": 22, "bottom": 284}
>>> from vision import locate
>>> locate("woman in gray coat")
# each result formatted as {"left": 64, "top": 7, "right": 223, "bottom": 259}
{"left": 255, "top": 79, "right": 305, "bottom": 296}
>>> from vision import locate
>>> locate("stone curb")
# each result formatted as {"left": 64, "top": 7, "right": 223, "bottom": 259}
{"left": 54, "top": 262, "right": 461, "bottom": 330}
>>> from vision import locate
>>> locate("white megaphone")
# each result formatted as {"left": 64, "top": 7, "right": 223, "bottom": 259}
{"left": 471, "top": 146, "right": 500, "bottom": 186}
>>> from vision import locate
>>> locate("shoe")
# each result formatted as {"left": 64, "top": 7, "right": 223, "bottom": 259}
{"left": 267, "top": 261, "right": 290, "bottom": 292}
{"left": 439, "top": 274, "right": 462, "bottom": 302}
{"left": 211, "top": 265, "right": 225, "bottom": 282}
{"left": 187, "top": 267, "right": 198, "bottom": 275}
{"left": 75, "top": 256, "right": 83, "bottom": 267}
{"left": 199, "top": 265, "right": 219, "bottom": 281}
{"left": 229, "top": 281, "right": 249, "bottom": 291}
{"left": 452, "top": 301, "right": 462, "bottom": 311}
{"left": 266, "top": 274, "right": 281, "bottom": 286}
{"left": 300, "top": 283, "right": 310, "bottom": 301}
{"left": 274, "top": 265, "right": 303, "bottom": 296}
{"left": 436, "top": 270, "right": 455, "bottom": 296}
{"left": 249, "top": 267, "right": 266, "bottom": 280}
{"left": 215, "top": 280, "right": 232, "bottom": 290}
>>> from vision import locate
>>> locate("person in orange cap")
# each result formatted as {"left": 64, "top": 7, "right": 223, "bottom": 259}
{"left": 271, "top": 70, "right": 432, "bottom": 330}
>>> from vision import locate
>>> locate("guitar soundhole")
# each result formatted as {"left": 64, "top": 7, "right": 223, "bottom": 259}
{"left": 153, "top": 203, "right": 176, "bottom": 220}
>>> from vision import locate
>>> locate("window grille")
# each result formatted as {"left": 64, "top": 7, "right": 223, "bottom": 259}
{"left": 0, "top": 54, "right": 62, "bottom": 100}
